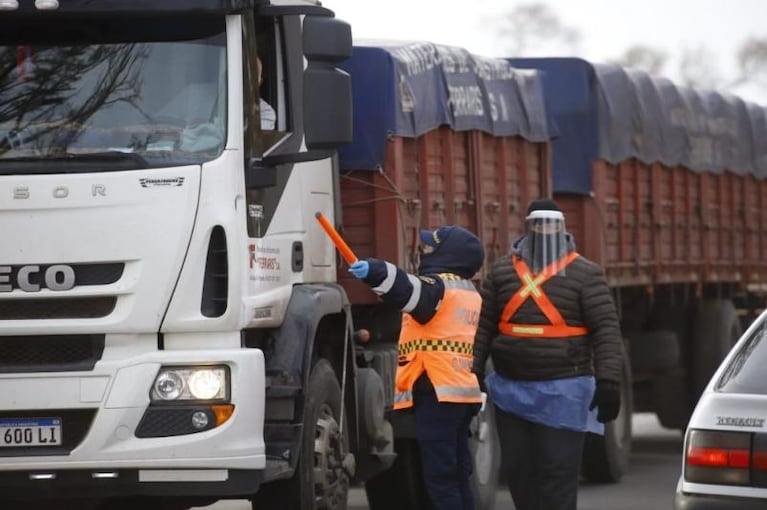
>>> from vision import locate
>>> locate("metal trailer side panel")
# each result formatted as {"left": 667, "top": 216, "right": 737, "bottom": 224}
{"left": 338, "top": 128, "right": 551, "bottom": 304}
{"left": 563, "top": 164, "right": 760, "bottom": 288}
{"left": 746, "top": 176, "right": 767, "bottom": 284}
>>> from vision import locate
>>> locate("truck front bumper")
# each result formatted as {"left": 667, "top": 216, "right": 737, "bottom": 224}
{"left": 0, "top": 467, "right": 262, "bottom": 499}
{"left": 0, "top": 345, "right": 266, "bottom": 499}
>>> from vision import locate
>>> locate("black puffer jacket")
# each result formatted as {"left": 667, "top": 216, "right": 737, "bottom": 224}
{"left": 472, "top": 235, "right": 624, "bottom": 383}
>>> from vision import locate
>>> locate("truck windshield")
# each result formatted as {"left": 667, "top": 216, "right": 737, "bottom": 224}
{"left": 0, "top": 17, "right": 227, "bottom": 173}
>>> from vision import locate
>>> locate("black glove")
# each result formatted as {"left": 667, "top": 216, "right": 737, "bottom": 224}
{"left": 476, "top": 372, "right": 487, "bottom": 394}
{"left": 472, "top": 367, "right": 487, "bottom": 393}
{"left": 589, "top": 380, "right": 621, "bottom": 423}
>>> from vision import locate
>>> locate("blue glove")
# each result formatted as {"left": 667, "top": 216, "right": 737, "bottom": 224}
{"left": 348, "top": 260, "right": 369, "bottom": 279}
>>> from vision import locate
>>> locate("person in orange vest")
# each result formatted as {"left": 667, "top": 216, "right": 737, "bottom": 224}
{"left": 348, "top": 225, "right": 485, "bottom": 510}
{"left": 472, "top": 198, "right": 624, "bottom": 510}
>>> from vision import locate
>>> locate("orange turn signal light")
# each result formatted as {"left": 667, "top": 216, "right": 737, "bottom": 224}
{"left": 212, "top": 404, "right": 235, "bottom": 426}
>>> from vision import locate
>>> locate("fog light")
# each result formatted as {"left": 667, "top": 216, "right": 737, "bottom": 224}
{"left": 0, "top": 0, "right": 19, "bottom": 10}
{"left": 191, "top": 411, "right": 210, "bottom": 430}
{"left": 154, "top": 371, "right": 184, "bottom": 401}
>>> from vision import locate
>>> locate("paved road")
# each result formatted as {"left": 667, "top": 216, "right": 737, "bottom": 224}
{"left": 209, "top": 413, "right": 684, "bottom": 510}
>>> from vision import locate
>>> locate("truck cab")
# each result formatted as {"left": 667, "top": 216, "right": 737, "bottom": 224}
{"left": 0, "top": 1, "right": 375, "bottom": 509}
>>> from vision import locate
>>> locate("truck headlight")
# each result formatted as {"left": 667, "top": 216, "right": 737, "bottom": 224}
{"left": 154, "top": 371, "right": 184, "bottom": 401}
{"left": 189, "top": 370, "right": 223, "bottom": 400}
{"left": 151, "top": 366, "right": 229, "bottom": 402}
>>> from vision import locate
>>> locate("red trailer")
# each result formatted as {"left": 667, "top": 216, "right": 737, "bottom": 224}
{"left": 337, "top": 47, "right": 767, "bottom": 498}
{"left": 338, "top": 42, "right": 553, "bottom": 509}
{"left": 340, "top": 128, "right": 550, "bottom": 303}
{"left": 512, "top": 58, "right": 767, "bottom": 481}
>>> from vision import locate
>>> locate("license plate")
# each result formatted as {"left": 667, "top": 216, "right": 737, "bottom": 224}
{"left": 0, "top": 418, "right": 62, "bottom": 447}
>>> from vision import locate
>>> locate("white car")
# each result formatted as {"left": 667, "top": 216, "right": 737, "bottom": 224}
{"left": 674, "top": 310, "right": 767, "bottom": 509}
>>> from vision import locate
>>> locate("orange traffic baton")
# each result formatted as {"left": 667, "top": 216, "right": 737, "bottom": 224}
{"left": 314, "top": 212, "right": 358, "bottom": 264}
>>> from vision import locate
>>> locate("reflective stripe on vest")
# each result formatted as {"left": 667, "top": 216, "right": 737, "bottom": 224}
{"left": 498, "top": 253, "right": 589, "bottom": 338}
{"left": 393, "top": 275, "right": 482, "bottom": 409}
{"left": 394, "top": 384, "right": 481, "bottom": 407}
{"left": 398, "top": 338, "right": 474, "bottom": 356}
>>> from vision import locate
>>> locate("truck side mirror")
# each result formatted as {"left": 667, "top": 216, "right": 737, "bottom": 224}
{"left": 302, "top": 16, "right": 352, "bottom": 150}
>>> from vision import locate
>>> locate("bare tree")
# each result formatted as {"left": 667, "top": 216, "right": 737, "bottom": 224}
{"left": 612, "top": 45, "right": 668, "bottom": 76}
{"left": 678, "top": 45, "right": 722, "bottom": 88}
{"left": 494, "top": 2, "right": 580, "bottom": 56}
{"left": 0, "top": 44, "right": 147, "bottom": 155}
{"left": 730, "top": 37, "right": 767, "bottom": 88}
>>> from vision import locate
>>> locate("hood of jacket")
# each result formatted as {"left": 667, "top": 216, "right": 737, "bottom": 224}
{"left": 419, "top": 225, "right": 485, "bottom": 279}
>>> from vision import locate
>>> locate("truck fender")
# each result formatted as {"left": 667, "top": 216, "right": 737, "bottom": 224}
{"left": 263, "top": 283, "right": 351, "bottom": 388}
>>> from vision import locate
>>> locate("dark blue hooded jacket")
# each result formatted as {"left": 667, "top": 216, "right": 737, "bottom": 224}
{"left": 361, "top": 226, "right": 485, "bottom": 324}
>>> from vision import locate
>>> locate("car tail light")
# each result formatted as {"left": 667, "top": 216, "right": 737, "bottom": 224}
{"left": 756, "top": 452, "right": 767, "bottom": 471}
{"left": 685, "top": 430, "right": 751, "bottom": 485}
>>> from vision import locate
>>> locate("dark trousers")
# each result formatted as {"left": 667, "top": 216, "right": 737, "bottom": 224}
{"left": 495, "top": 406, "right": 585, "bottom": 510}
{"left": 413, "top": 375, "right": 478, "bottom": 510}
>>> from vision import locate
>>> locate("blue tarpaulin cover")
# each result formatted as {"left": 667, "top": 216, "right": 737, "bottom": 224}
{"left": 511, "top": 57, "right": 767, "bottom": 194}
{"left": 338, "top": 41, "right": 554, "bottom": 171}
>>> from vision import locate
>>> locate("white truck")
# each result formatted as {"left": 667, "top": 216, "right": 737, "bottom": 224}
{"left": 0, "top": 0, "right": 413, "bottom": 509}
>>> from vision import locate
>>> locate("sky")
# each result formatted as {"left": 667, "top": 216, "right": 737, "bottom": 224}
{"left": 322, "top": 0, "right": 767, "bottom": 104}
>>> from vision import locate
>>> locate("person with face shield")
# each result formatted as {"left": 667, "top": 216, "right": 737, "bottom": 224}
{"left": 471, "top": 198, "right": 625, "bottom": 510}
{"left": 347, "top": 225, "right": 485, "bottom": 510}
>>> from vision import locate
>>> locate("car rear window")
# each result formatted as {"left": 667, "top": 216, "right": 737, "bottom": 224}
{"left": 716, "top": 319, "right": 767, "bottom": 394}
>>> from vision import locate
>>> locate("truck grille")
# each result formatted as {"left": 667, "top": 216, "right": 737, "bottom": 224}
{"left": 0, "top": 335, "right": 104, "bottom": 373}
{"left": 0, "top": 263, "right": 123, "bottom": 289}
{"left": 0, "top": 297, "right": 116, "bottom": 320}
{"left": 0, "top": 263, "right": 122, "bottom": 320}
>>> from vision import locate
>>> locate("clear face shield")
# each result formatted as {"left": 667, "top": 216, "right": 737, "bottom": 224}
{"left": 522, "top": 210, "right": 568, "bottom": 275}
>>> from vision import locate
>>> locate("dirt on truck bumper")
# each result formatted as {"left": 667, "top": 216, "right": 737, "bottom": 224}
{"left": 0, "top": 347, "right": 266, "bottom": 500}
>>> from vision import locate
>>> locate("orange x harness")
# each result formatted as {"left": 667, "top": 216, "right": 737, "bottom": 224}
{"left": 498, "top": 252, "right": 589, "bottom": 338}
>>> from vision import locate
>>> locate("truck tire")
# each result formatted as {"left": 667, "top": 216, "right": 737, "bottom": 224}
{"left": 252, "top": 359, "right": 351, "bottom": 510}
{"left": 690, "top": 299, "right": 741, "bottom": 399}
{"left": 364, "top": 438, "right": 433, "bottom": 510}
{"left": 366, "top": 411, "right": 499, "bottom": 510}
{"left": 627, "top": 330, "right": 680, "bottom": 374}
{"left": 470, "top": 394, "right": 500, "bottom": 510}
{"left": 581, "top": 351, "right": 633, "bottom": 483}
{"left": 647, "top": 303, "right": 692, "bottom": 357}
{"left": 652, "top": 368, "right": 692, "bottom": 430}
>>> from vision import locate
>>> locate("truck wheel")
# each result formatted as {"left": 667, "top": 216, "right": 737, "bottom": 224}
{"left": 581, "top": 351, "right": 633, "bottom": 483}
{"left": 627, "top": 330, "right": 680, "bottom": 374}
{"left": 252, "top": 359, "right": 351, "bottom": 510}
{"left": 364, "top": 438, "right": 432, "bottom": 510}
{"left": 690, "top": 299, "right": 741, "bottom": 399}
{"left": 470, "top": 395, "right": 500, "bottom": 510}
{"left": 647, "top": 303, "right": 692, "bottom": 356}
{"left": 652, "top": 368, "right": 691, "bottom": 430}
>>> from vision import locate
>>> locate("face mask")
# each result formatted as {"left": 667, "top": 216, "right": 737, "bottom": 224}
{"left": 523, "top": 217, "right": 567, "bottom": 274}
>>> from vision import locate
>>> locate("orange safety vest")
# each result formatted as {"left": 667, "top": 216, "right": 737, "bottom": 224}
{"left": 498, "top": 253, "right": 590, "bottom": 338}
{"left": 393, "top": 275, "right": 483, "bottom": 410}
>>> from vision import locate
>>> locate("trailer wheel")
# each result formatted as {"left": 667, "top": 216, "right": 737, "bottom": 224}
{"left": 652, "top": 368, "right": 691, "bottom": 430}
{"left": 364, "top": 438, "right": 432, "bottom": 510}
{"left": 628, "top": 330, "right": 680, "bottom": 374}
{"left": 690, "top": 299, "right": 741, "bottom": 399}
{"left": 252, "top": 359, "right": 351, "bottom": 510}
{"left": 647, "top": 303, "right": 693, "bottom": 359}
{"left": 366, "top": 393, "right": 498, "bottom": 510}
{"left": 581, "top": 351, "right": 633, "bottom": 483}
